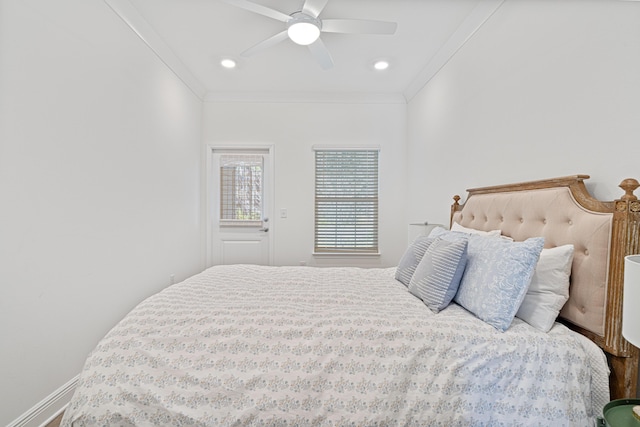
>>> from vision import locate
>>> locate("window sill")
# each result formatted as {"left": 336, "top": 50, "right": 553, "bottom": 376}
{"left": 313, "top": 252, "right": 381, "bottom": 257}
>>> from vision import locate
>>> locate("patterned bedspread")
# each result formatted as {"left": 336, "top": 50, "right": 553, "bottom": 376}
{"left": 62, "top": 265, "right": 608, "bottom": 426}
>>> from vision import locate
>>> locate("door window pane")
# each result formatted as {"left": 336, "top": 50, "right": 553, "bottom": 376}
{"left": 220, "top": 154, "right": 263, "bottom": 226}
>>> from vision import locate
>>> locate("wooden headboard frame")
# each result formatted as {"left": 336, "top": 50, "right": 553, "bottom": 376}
{"left": 450, "top": 175, "right": 640, "bottom": 399}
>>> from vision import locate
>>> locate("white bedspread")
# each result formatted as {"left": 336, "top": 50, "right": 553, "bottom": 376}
{"left": 62, "top": 265, "right": 608, "bottom": 426}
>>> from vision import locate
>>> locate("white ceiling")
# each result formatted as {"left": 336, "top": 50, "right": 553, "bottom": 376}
{"left": 105, "top": 0, "right": 504, "bottom": 102}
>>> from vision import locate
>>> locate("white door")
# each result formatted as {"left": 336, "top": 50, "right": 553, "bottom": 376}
{"left": 208, "top": 146, "right": 273, "bottom": 267}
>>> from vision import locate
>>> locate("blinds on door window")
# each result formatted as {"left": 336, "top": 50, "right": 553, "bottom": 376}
{"left": 220, "top": 154, "right": 263, "bottom": 227}
{"left": 314, "top": 149, "right": 379, "bottom": 253}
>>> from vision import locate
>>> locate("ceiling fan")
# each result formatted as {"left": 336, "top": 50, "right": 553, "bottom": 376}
{"left": 221, "top": 0, "right": 398, "bottom": 70}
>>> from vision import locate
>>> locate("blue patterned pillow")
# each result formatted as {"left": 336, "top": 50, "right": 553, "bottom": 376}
{"left": 454, "top": 235, "right": 545, "bottom": 331}
{"left": 408, "top": 238, "right": 468, "bottom": 312}
{"left": 395, "top": 236, "right": 436, "bottom": 286}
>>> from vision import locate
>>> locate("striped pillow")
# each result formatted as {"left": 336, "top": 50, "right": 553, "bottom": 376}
{"left": 395, "top": 236, "right": 436, "bottom": 286}
{"left": 408, "top": 238, "right": 468, "bottom": 312}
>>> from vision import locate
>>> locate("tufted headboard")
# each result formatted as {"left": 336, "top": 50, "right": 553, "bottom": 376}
{"left": 450, "top": 175, "right": 640, "bottom": 400}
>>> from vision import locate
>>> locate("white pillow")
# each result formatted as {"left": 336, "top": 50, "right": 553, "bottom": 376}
{"left": 428, "top": 226, "right": 449, "bottom": 238}
{"left": 428, "top": 227, "right": 470, "bottom": 242}
{"left": 451, "top": 222, "right": 502, "bottom": 237}
{"left": 516, "top": 245, "right": 574, "bottom": 332}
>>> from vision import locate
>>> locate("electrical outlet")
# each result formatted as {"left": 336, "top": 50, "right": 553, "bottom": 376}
{"left": 280, "top": 208, "right": 287, "bottom": 218}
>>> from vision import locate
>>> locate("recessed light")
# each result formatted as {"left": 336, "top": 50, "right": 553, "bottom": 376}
{"left": 373, "top": 60, "right": 390, "bottom": 71}
{"left": 221, "top": 58, "right": 237, "bottom": 69}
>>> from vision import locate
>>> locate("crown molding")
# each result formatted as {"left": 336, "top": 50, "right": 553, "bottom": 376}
{"left": 403, "top": 0, "right": 505, "bottom": 101}
{"left": 104, "top": 0, "right": 207, "bottom": 100}
{"left": 204, "top": 91, "right": 407, "bottom": 104}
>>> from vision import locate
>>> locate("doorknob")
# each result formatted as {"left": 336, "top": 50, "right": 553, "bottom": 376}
{"left": 259, "top": 227, "right": 269, "bottom": 232}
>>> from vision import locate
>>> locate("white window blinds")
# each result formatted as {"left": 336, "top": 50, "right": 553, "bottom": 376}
{"left": 314, "top": 149, "right": 379, "bottom": 253}
{"left": 220, "top": 154, "right": 263, "bottom": 227}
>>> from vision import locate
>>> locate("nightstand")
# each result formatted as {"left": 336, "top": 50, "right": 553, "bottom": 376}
{"left": 598, "top": 399, "right": 640, "bottom": 426}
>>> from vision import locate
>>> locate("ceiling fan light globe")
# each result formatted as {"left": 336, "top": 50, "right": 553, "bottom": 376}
{"left": 287, "top": 22, "right": 320, "bottom": 45}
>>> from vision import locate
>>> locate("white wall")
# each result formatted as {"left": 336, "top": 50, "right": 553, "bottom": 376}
{"left": 203, "top": 101, "right": 407, "bottom": 268}
{"left": 407, "top": 0, "right": 640, "bottom": 226}
{"left": 0, "top": 1, "right": 204, "bottom": 424}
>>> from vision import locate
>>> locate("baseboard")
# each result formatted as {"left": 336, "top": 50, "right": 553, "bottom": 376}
{"left": 7, "top": 375, "right": 78, "bottom": 427}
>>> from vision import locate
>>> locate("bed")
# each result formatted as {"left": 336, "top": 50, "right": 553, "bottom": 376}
{"left": 61, "top": 175, "right": 640, "bottom": 426}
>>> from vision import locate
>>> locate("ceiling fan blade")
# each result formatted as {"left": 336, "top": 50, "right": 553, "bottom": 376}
{"left": 307, "top": 38, "right": 333, "bottom": 70}
{"left": 241, "top": 30, "right": 289, "bottom": 57}
{"left": 301, "top": 0, "right": 329, "bottom": 18}
{"left": 321, "top": 19, "right": 398, "bottom": 35}
{"left": 219, "top": 0, "right": 291, "bottom": 22}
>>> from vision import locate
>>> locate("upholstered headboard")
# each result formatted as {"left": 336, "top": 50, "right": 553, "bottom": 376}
{"left": 450, "top": 175, "right": 640, "bottom": 400}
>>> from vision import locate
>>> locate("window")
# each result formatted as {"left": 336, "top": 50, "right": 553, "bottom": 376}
{"left": 219, "top": 154, "right": 263, "bottom": 227}
{"left": 314, "top": 149, "right": 379, "bottom": 253}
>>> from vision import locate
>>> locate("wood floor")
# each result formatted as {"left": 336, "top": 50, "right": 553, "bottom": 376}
{"left": 46, "top": 412, "right": 63, "bottom": 427}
